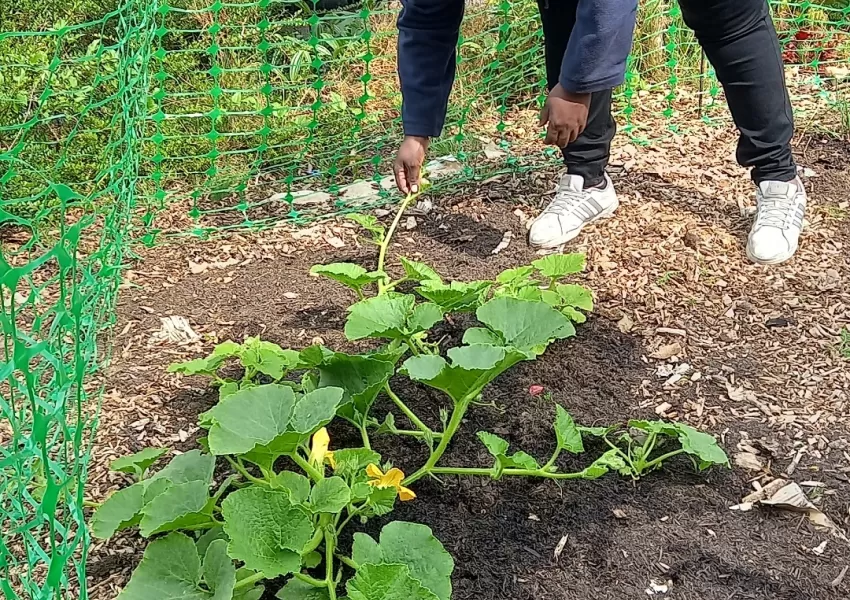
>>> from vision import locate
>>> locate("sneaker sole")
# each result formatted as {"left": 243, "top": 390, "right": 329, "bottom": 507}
{"left": 745, "top": 244, "right": 797, "bottom": 266}
{"left": 528, "top": 199, "right": 620, "bottom": 249}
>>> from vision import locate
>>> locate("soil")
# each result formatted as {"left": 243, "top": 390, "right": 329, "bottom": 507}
{"left": 86, "top": 131, "right": 850, "bottom": 600}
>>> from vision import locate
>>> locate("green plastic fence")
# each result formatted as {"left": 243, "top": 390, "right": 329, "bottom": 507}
{"left": 1, "top": 0, "right": 848, "bottom": 597}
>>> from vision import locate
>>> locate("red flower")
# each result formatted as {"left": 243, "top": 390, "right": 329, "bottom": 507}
{"left": 528, "top": 385, "right": 545, "bottom": 397}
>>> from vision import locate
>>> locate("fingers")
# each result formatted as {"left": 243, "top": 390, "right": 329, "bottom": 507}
{"left": 407, "top": 162, "right": 421, "bottom": 194}
{"left": 394, "top": 159, "right": 410, "bottom": 195}
{"left": 538, "top": 104, "right": 549, "bottom": 128}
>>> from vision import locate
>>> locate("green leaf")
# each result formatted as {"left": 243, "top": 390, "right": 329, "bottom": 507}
{"left": 219, "top": 381, "right": 240, "bottom": 401}
{"left": 415, "top": 280, "right": 491, "bottom": 312}
{"left": 310, "top": 476, "right": 351, "bottom": 513}
{"left": 556, "top": 283, "right": 593, "bottom": 311}
{"left": 303, "top": 551, "right": 323, "bottom": 569}
{"left": 310, "top": 263, "right": 385, "bottom": 291}
{"left": 234, "top": 586, "right": 265, "bottom": 600}
{"left": 318, "top": 353, "right": 395, "bottom": 421}
{"left": 149, "top": 450, "right": 215, "bottom": 487}
{"left": 477, "top": 431, "right": 509, "bottom": 457}
{"left": 407, "top": 302, "right": 444, "bottom": 334}
{"left": 345, "top": 294, "right": 416, "bottom": 341}
{"left": 110, "top": 448, "right": 168, "bottom": 476}
{"left": 505, "top": 451, "right": 539, "bottom": 470}
{"left": 460, "top": 327, "right": 503, "bottom": 346}
{"left": 202, "top": 385, "right": 297, "bottom": 455}
{"left": 332, "top": 448, "right": 382, "bottom": 480}
{"left": 351, "top": 482, "right": 371, "bottom": 501}
{"left": 346, "top": 564, "right": 439, "bottom": 600}
{"left": 532, "top": 253, "right": 586, "bottom": 278}
{"left": 352, "top": 532, "right": 382, "bottom": 567}
{"left": 270, "top": 471, "right": 311, "bottom": 504}
{"left": 202, "top": 540, "right": 236, "bottom": 600}
{"left": 116, "top": 533, "right": 210, "bottom": 600}
{"left": 347, "top": 213, "right": 386, "bottom": 242}
{"left": 139, "top": 480, "right": 211, "bottom": 537}
{"left": 579, "top": 449, "right": 632, "bottom": 479}
{"left": 222, "top": 487, "right": 314, "bottom": 578}
{"left": 196, "top": 526, "right": 228, "bottom": 557}
{"left": 561, "top": 306, "right": 587, "bottom": 323}
{"left": 658, "top": 422, "right": 729, "bottom": 468}
{"left": 578, "top": 425, "right": 615, "bottom": 438}
{"left": 168, "top": 357, "right": 217, "bottom": 376}
{"left": 554, "top": 406, "right": 584, "bottom": 454}
{"left": 495, "top": 265, "right": 535, "bottom": 285}
{"left": 476, "top": 297, "right": 575, "bottom": 354}
{"left": 298, "top": 345, "right": 336, "bottom": 368}
{"left": 364, "top": 522, "right": 453, "bottom": 600}
{"left": 365, "top": 486, "right": 396, "bottom": 516}
{"left": 276, "top": 579, "right": 330, "bottom": 600}
{"left": 401, "top": 344, "right": 526, "bottom": 404}
{"left": 476, "top": 432, "right": 538, "bottom": 471}
{"left": 240, "top": 339, "right": 298, "bottom": 379}
{"left": 290, "top": 387, "right": 345, "bottom": 434}
{"left": 399, "top": 257, "right": 442, "bottom": 283}
{"left": 90, "top": 482, "right": 146, "bottom": 539}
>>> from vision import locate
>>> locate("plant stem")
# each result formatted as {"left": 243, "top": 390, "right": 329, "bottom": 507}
{"left": 303, "top": 527, "right": 324, "bottom": 555}
{"left": 212, "top": 474, "right": 237, "bottom": 503}
{"left": 325, "top": 527, "right": 338, "bottom": 600}
{"left": 233, "top": 571, "right": 267, "bottom": 591}
{"left": 404, "top": 397, "right": 471, "bottom": 485}
{"left": 384, "top": 384, "right": 433, "bottom": 437}
{"left": 391, "top": 429, "right": 443, "bottom": 440}
{"left": 335, "top": 554, "right": 359, "bottom": 570}
{"left": 542, "top": 447, "right": 562, "bottom": 472}
{"left": 226, "top": 457, "right": 269, "bottom": 486}
{"left": 82, "top": 500, "right": 101, "bottom": 509}
{"left": 291, "top": 452, "right": 324, "bottom": 482}
{"left": 641, "top": 449, "right": 686, "bottom": 472}
{"left": 377, "top": 192, "right": 417, "bottom": 292}
{"left": 358, "top": 420, "right": 372, "bottom": 450}
{"left": 429, "top": 466, "right": 590, "bottom": 480}
{"left": 293, "top": 572, "right": 327, "bottom": 588}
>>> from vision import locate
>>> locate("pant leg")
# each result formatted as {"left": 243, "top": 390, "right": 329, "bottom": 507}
{"left": 679, "top": 0, "right": 797, "bottom": 183}
{"left": 537, "top": 0, "right": 615, "bottom": 187}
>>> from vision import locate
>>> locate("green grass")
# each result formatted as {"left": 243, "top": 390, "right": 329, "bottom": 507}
{"left": 839, "top": 327, "right": 850, "bottom": 359}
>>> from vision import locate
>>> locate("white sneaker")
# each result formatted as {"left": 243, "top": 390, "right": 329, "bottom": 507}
{"left": 528, "top": 173, "right": 619, "bottom": 248}
{"left": 746, "top": 178, "right": 806, "bottom": 265}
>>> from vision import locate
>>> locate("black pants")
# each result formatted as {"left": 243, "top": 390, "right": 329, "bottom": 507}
{"left": 538, "top": 0, "right": 797, "bottom": 187}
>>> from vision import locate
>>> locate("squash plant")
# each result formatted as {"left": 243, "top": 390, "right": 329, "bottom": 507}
{"left": 92, "top": 190, "right": 728, "bottom": 600}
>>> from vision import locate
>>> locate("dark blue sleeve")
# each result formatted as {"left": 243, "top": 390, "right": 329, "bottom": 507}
{"left": 397, "top": 0, "right": 465, "bottom": 138}
{"left": 560, "top": 0, "right": 638, "bottom": 94}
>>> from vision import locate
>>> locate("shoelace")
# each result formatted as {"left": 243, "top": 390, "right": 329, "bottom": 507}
{"left": 755, "top": 192, "right": 797, "bottom": 229}
{"left": 543, "top": 187, "right": 589, "bottom": 216}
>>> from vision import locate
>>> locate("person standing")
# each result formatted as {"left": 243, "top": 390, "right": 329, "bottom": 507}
{"left": 393, "top": 0, "right": 807, "bottom": 265}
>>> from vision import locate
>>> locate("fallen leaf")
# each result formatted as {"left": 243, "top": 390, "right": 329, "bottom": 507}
{"left": 651, "top": 342, "right": 683, "bottom": 360}
{"left": 617, "top": 314, "right": 635, "bottom": 333}
{"left": 760, "top": 482, "right": 847, "bottom": 539}
{"left": 734, "top": 452, "right": 764, "bottom": 472}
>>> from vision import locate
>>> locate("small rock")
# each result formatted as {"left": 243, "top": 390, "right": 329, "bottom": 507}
{"left": 612, "top": 508, "right": 628, "bottom": 519}
{"left": 404, "top": 216, "right": 418, "bottom": 230}
{"left": 283, "top": 292, "right": 299, "bottom": 299}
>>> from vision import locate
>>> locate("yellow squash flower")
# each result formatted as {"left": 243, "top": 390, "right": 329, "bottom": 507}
{"left": 308, "top": 427, "right": 336, "bottom": 469}
{"left": 366, "top": 463, "right": 416, "bottom": 501}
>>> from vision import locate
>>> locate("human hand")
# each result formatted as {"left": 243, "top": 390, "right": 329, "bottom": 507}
{"left": 394, "top": 135, "right": 430, "bottom": 194}
{"left": 539, "top": 84, "right": 591, "bottom": 148}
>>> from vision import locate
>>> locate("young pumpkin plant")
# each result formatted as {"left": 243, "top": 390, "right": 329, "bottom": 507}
{"left": 95, "top": 188, "right": 729, "bottom": 600}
